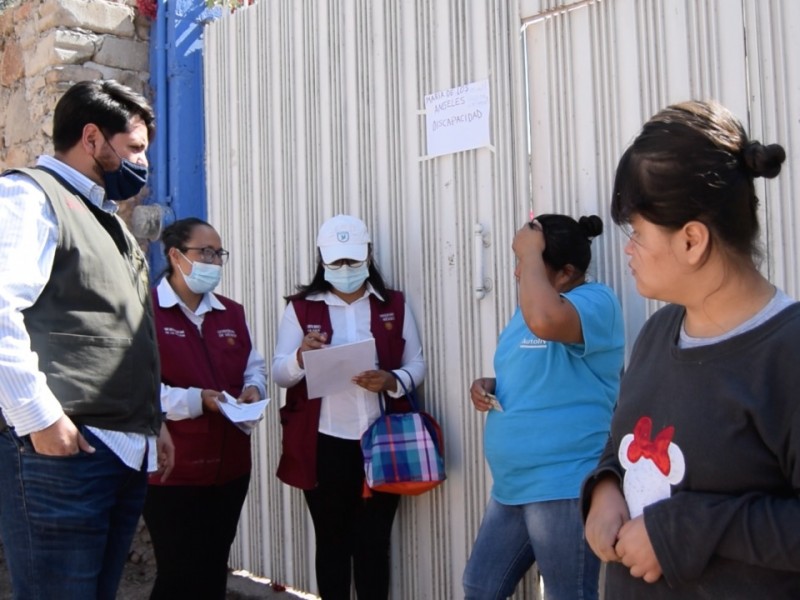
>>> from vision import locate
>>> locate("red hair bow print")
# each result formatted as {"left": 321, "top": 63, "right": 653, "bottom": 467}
{"left": 626, "top": 416, "right": 674, "bottom": 476}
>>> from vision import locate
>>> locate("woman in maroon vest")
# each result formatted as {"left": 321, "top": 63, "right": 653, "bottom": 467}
{"left": 143, "top": 218, "right": 268, "bottom": 599}
{"left": 273, "top": 214, "right": 426, "bottom": 600}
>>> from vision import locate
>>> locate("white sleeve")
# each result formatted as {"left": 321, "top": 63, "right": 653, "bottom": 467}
{"left": 271, "top": 302, "right": 306, "bottom": 388}
{"left": 386, "top": 301, "right": 426, "bottom": 398}
{"left": 242, "top": 321, "right": 268, "bottom": 398}
{"left": 160, "top": 384, "right": 204, "bottom": 420}
{"left": 0, "top": 175, "right": 65, "bottom": 435}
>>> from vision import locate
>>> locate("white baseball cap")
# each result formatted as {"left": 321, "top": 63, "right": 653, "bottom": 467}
{"left": 316, "top": 215, "right": 371, "bottom": 263}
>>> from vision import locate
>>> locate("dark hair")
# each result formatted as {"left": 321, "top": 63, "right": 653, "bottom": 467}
{"left": 536, "top": 213, "right": 603, "bottom": 274}
{"left": 611, "top": 100, "right": 786, "bottom": 259}
{"left": 285, "top": 245, "right": 391, "bottom": 304}
{"left": 159, "top": 217, "right": 213, "bottom": 278}
{"left": 52, "top": 80, "right": 156, "bottom": 152}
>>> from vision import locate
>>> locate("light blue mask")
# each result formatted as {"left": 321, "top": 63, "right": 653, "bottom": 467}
{"left": 324, "top": 263, "right": 369, "bottom": 294}
{"left": 179, "top": 252, "right": 222, "bottom": 294}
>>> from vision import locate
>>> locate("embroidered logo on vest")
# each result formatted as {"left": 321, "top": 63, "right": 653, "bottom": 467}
{"left": 65, "top": 197, "right": 87, "bottom": 211}
{"left": 379, "top": 311, "right": 396, "bottom": 331}
{"left": 163, "top": 326, "right": 186, "bottom": 337}
{"left": 216, "top": 329, "right": 238, "bottom": 346}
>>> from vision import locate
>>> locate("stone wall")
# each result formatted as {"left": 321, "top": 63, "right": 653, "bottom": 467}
{"left": 0, "top": 0, "right": 152, "bottom": 170}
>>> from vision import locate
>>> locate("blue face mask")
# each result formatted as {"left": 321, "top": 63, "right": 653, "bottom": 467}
{"left": 178, "top": 252, "right": 222, "bottom": 294}
{"left": 96, "top": 134, "right": 149, "bottom": 200}
{"left": 103, "top": 158, "right": 148, "bottom": 200}
{"left": 324, "top": 263, "right": 369, "bottom": 294}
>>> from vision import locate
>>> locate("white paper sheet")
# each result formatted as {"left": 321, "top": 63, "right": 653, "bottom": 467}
{"left": 303, "top": 338, "right": 377, "bottom": 398}
{"left": 215, "top": 392, "right": 270, "bottom": 434}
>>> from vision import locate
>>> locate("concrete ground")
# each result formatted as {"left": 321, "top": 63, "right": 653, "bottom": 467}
{"left": 0, "top": 543, "right": 318, "bottom": 600}
{"left": 224, "top": 570, "right": 318, "bottom": 600}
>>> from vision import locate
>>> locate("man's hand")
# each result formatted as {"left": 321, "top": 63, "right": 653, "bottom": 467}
{"left": 156, "top": 422, "right": 175, "bottom": 483}
{"left": 29, "top": 414, "right": 95, "bottom": 456}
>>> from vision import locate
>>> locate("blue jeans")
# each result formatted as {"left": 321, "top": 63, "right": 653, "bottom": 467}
{"left": 463, "top": 497, "right": 600, "bottom": 600}
{"left": 0, "top": 427, "right": 148, "bottom": 600}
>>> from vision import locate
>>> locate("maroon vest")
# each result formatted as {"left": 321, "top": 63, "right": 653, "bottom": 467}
{"left": 149, "top": 289, "right": 253, "bottom": 486}
{"left": 276, "top": 290, "right": 408, "bottom": 489}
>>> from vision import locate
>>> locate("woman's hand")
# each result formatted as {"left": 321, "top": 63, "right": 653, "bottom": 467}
{"left": 585, "top": 476, "right": 630, "bottom": 562}
{"left": 296, "top": 331, "right": 328, "bottom": 368}
{"left": 201, "top": 389, "right": 224, "bottom": 413}
{"left": 352, "top": 369, "right": 396, "bottom": 393}
{"left": 512, "top": 220, "right": 546, "bottom": 260}
{"left": 615, "top": 515, "right": 663, "bottom": 583}
{"left": 470, "top": 377, "right": 496, "bottom": 412}
{"left": 238, "top": 385, "right": 261, "bottom": 404}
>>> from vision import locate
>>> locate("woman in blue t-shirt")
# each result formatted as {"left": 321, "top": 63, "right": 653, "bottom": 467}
{"left": 463, "top": 214, "right": 625, "bottom": 600}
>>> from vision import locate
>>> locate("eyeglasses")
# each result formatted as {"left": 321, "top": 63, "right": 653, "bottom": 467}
{"left": 324, "top": 259, "right": 366, "bottom": 270}
{"left": 182, "top": 246, "right": 230, "bottom": 264}
{"left": 619, "top": 223, "right": 639, "bottom": 244}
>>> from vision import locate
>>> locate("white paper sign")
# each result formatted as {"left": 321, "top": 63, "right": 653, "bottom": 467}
{"left": 303, "top": 338, "right": 377, "bottom": 398}
{"left": 425, "top": 78, "right": 491, "bottom": 158}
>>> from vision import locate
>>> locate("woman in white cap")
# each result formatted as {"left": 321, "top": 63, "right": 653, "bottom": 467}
{"left": 272, "top": 214, "right": 426, "bottom": 600}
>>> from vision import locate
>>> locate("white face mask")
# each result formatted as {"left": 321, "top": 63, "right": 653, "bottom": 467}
{"left": 323, "top": 263, "right": 369, "bottom": 294}
{"left": 178, "top": 252, "right": 222, "bottom": 294}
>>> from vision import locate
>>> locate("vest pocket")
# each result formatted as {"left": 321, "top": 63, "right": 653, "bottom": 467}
{"left": 45, "top": 333, "right": 133, "bottom": 412}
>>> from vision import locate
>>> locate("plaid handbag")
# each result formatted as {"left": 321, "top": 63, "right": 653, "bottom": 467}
{"left": 361, "top": 371, "right": 445, "bottom": 496}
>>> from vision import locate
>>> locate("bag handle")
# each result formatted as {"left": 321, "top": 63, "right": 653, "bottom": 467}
{"left": 379, "top": 369, "right": 421, "bottom": 415}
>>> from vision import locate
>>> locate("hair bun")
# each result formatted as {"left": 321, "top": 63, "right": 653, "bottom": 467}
{"left": 743, "top": 141, "right": 786, "bottom": 179}
{"left": 578, "top": 215, "right": 603, "bottom": 239}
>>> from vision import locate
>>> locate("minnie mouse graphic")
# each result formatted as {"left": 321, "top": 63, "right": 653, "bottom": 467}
{"left": 618, "top": 416, "right": 686, "bottom": 518}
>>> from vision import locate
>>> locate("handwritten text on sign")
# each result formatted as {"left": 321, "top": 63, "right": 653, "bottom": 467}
{"left": 424, "top": 79, "right": 490, "bottom": 158}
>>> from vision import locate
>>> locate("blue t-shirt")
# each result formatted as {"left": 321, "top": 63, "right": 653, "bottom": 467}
{"left": 485, "top": 282, "right": 624, "bottom": 504}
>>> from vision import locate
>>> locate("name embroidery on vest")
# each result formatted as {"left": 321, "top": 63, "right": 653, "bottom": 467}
{"left": 163, "top": 327, "right": 186, "bottom": 337}
{"left": 379, "top": 311, "right": 396, "bottom": 331}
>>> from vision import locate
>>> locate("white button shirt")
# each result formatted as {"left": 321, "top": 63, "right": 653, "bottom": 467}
{"left": 0, "top": 155, "right": 157, "bottom": 471}
{"left": 271, "top": 285, "right": 426, "bottom": 440}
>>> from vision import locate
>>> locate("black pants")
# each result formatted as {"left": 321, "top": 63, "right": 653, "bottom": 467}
{"left": 303, "top": 433, "right": 400, "bottom": 600}
{"left": 142, "top": 473, "right": 251, "bottom": 600}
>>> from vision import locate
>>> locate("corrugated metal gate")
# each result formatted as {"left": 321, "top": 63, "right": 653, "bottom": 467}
{"left": 203, "top": 1, "right": 799, "bottom": 597}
